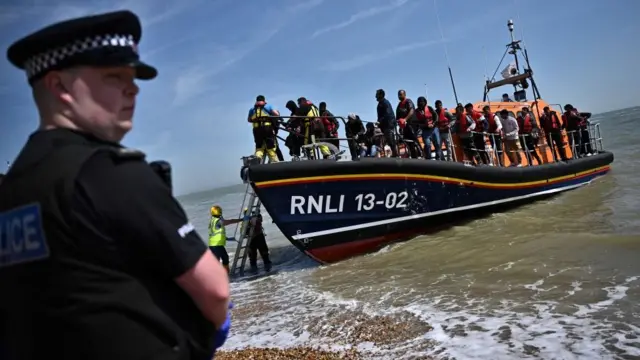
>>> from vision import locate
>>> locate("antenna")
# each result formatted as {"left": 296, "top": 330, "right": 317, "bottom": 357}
{"left": 433, "top": 0, "right": 459, "bottom": 105}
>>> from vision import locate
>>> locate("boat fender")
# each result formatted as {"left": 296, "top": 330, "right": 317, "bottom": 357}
{"left": 240, "top": 165, "right": 250, "bottom": 183}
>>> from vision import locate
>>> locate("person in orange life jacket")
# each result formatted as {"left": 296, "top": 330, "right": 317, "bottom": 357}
{"left": 434, "top": 100, "right": 455, "bottom": 160}
{"left": 540, "top": 106, "right": 569, "bottom": 161}
{"left": 482, "top": 105, "right": 504, "bottom": 166}
{"left": 284, "top": 100, "right": 303, "bottom": 159}
{"left": 499, "top": 109, "right": 523, "bottom": 166}
{"left": 361, "top": 122, "right": 384, "bottom": 157}
{"left": 375, "top": 89, "right": 398, "bottom": 157}
{"left": 297, "top": 97, "right": 332, "bottom": 159}
{"left": 396, "top": 91, "right": 421, "bottom": 159}
{"left": 562, "top": 104, "right": 593, "bottom": 157}
{"left": 242, "top": 208, "right": 272, "bottom": 273}
{"left": 319, "top": 102, "right": 340, "bottom": 149}
{"left": 454, "top": 103, "right": 479, "bottom": 162}
{"left": 346, "top": 113, "right": 366, "bottom": 159}
{"left": 517, "top": 106, "right": 543, "bottom": 165}
{"left": 247, "top": 95, "right": 280, "bottom": 162}
{"left": 464, "top": 103, "right": 490, "bottom": 165}
{"left": 416, "top": 97, "right": 444, "bottom": 160}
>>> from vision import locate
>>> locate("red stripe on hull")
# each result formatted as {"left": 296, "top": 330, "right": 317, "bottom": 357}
{"left": 305, "top": 228, "right": 425, "bottom": 264}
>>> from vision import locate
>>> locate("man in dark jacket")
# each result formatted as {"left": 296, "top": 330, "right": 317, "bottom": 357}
{"left": 375, "top": 89, "right": 397, "bottom": 157}
{"left": 345, "top": 113, "right": 365, "bottom": 159}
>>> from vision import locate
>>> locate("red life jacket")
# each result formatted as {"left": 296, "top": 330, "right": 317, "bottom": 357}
{"left": 486, "top": 112, "right": 498, "bottom": 133}
{"left": 470, "top": 111, "right": 485, "bottom": 132}
{"left": 456, "top": 112, "right": 470, "bottom": 133}
{"left": 321, "top": 111, "right": 336, "bottom": 135}
{"left": 519, "top": 113, "right": 533, "bottom": 134}
{"left": 415, "top": 106, "right": 435, "bottom": 127}
{"left": 547, "top": 111, "right": 562, "bottom": 130}
{"left": 561, "top": 109, "right": 585, "bottom": 129}
{"left": 436, "top": 108, "right": 449, "bottom": 129}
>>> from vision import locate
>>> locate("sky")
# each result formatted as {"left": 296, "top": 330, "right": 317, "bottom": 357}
{"left": 0, "top": 0, "right": 639, "bottom": 195}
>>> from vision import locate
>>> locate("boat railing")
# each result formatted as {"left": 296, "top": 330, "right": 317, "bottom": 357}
{"left": 445, "top": 122, "right": 604, "bottom": 167}
{"left": 255, "top": 115, "right": 356, "bottom": 160}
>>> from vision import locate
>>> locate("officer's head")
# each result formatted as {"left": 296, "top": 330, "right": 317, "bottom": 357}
{"left": 210, "top": 205, "right": 222, "bottom": 217}
{"left": 7, "top": 10, "right": 157, "bottom": 144}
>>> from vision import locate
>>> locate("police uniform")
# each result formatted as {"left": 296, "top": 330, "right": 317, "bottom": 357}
{"left": 0, "top": 11, "right": 218, "bottom": 360}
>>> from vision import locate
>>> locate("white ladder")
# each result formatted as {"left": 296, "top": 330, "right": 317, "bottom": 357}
{"left": 229, "top": 155, "right": 268, "bottom": 276}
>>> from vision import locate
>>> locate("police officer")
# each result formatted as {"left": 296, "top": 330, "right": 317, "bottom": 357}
{"left": 0, "top": 10, "right": 231, "bottom": 360}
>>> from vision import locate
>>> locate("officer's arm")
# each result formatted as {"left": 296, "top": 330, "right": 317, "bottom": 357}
{"left": 73, "top": 152, "right": 230, "bottom": 328}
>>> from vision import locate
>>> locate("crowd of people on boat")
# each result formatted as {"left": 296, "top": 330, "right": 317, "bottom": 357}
{"left": 247, "top": 90, "right": 597, "bottom": 166}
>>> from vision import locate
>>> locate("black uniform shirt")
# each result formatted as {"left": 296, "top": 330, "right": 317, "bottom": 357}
{"left": 0, "top": 129, "right": 214, "bottom": 360}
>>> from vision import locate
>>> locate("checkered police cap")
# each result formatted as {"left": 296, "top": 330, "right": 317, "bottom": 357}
{"left": 7, "top": 10, "right": 157, "bottom": 84}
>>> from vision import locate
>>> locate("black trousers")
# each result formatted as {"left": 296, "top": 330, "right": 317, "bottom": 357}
{"left": 248, "top": 232, "right": 271, "bottom": 268}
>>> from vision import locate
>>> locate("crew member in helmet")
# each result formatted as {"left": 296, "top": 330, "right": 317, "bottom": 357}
{"left": 248, "top": 95, "right": 280, "bottom": 162}
{"left": 209, "top": 205, "right": 250, "bottom": 273}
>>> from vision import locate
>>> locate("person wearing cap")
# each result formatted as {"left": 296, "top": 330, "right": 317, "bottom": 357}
{"left": 248, "top": 95, "right": 281, "bottom": 163}
{"left": 0, "top": 10, "right": 232, "bottom": 360}
{"left": 208, "top": 205, "right": 250, "bottom": 273}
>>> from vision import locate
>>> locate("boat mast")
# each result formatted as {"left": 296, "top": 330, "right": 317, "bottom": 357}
{"left": 433, "top": 0, "right": 459, "bottom": 105}
{"left": 484, "top": 19, "right": 543, "bottom": 102}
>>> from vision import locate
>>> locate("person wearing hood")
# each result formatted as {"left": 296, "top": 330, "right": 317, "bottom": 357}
{"left": 319, "top": 102, "right": 340, "bottom": 149}
{"left": 345, "top": 113, "right": 365, "bottom": 159}
{"left": 284, "top": 100, "right": 303, "bottom": 160}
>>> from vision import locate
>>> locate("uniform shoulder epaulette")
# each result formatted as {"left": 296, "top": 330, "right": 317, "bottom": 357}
{"left": 105, "top": 147, "right": 147, "bottom": 161}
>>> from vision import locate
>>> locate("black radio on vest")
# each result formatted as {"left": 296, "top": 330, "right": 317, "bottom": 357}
{"left": 149, "top": 160, "right": 172, "bottom": 192}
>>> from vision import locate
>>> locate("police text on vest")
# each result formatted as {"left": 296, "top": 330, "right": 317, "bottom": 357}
{"left": 0, "top": 203, "right": 50, "bottom": 268}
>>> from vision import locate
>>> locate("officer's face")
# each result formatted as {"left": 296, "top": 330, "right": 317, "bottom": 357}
{"left": 56, "top": 66, "right": 139, "bottom": 142}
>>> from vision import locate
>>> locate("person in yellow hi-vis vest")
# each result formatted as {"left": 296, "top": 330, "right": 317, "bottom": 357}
{"left": 247, "top": 95, "right": 280, "bottom": 162}
{"left": 209, "top": 205, "right": 250, "bottom": 273}
{"left": 296, "top": 97, "right": 331, "bottom": 159}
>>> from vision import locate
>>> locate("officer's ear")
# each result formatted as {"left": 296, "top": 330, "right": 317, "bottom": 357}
{"left": 41, "top": 70, "right": 73, "bottom": 106}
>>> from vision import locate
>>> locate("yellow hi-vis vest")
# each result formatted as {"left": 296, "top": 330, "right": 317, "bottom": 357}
{"left": 208, "top": 216, "right": 226, "bottom": 247}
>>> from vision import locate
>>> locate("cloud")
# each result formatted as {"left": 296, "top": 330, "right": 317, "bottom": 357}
{"left": 170, "top": 0, "right": 325, "bottom": 107}
{"left": 310, "top": 0, "right": 409, "bottom": 39}
{"left": 322, "top": 39, "right": 442, "bottom": 72}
